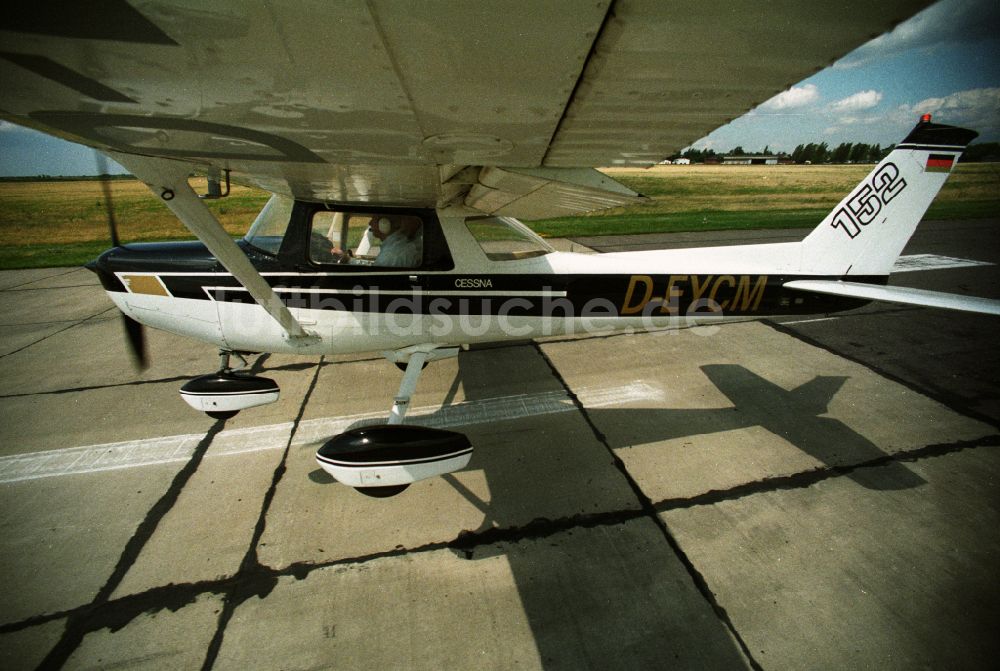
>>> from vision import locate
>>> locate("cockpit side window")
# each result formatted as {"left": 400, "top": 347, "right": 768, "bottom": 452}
{"left": 243, "top": 195, "right": 294, "bottom": 255}
{"left": 308, "top": 211, "right": 424, "bottom": 268}
{"left": 465, "top": 216, "right": 553, "bottom": 261}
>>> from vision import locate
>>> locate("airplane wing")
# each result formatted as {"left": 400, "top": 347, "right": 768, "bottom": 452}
{"left": 784, "top": 280, "right": 1000, "bottom": 316}
{"left": 0, "top": 1, "right": 932, "bottom": 216}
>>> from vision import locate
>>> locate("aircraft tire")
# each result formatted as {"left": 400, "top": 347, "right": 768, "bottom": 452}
{"left": 355, "top": 484, "right": 410, "bottom": 498}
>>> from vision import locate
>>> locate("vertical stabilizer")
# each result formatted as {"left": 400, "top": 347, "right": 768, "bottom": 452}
{"left": 799, "top": 118, "right": 977, "bottom": 276}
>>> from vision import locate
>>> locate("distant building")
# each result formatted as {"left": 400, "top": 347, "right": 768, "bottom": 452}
{"left": 672, "top": 158, "right": 691, "bottom": 165}
{"left": 722, "top": 155, "right": 779, "bottom": 165}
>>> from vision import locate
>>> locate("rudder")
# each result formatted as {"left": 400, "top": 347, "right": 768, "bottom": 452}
{"left": 800, "top": 117, "right": 978, "bottom": 277}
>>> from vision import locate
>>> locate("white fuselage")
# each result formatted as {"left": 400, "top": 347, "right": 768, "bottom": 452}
{"left": 108, "top": 213, "right": 811, "bottom": 356}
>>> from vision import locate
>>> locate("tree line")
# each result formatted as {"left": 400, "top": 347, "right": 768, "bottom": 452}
{"left": 791, "top": 142, "right": 887, "bottom": 164}
{"left": 671, "top": 141, "right": 999, "bottom": 164}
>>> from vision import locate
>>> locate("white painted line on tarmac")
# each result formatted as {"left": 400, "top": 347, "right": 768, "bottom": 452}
{"left": 0, "top": 382, "right": 664, "bottom": 483}
{"left": 892, "top": 254, "right": 994, "bottom": 273}
{"left": 0, "top": 434, "right": 207, "bottom": 483}
{"left": 781, "top": 316, "right": 840, "bottom": 325}
{"left": 294, "top": 381, "right": 663, "bottom": 445}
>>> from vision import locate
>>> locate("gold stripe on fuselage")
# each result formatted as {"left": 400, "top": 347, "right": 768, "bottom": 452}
{"left": 122, "top": 274, "right": 170, "bottom": 297}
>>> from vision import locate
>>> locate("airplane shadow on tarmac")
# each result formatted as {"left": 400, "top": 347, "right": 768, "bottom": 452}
{"left": 444, "top": 354, "right": 924, "bottom": 668}
{"left": 596, "top": 363, "right": 927, "bottom": 492}
{"left": 306, "top": 349, "right": 925, "bottom": 668}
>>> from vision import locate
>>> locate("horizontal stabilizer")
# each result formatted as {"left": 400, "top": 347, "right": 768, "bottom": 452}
{"left": 784, "top": 280, "right": 1000, "bottom": 316}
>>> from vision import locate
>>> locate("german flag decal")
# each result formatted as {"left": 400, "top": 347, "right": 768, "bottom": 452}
{"left": 926, "top": 154, "right": 955, "bottom": 173}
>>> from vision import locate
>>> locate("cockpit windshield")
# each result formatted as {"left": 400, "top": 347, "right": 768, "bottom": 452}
{"left": 465, "top": 216, "right": 553, "bottom": 261}
{"left": 244, "top": 195, "right": 294, "bottom": 254}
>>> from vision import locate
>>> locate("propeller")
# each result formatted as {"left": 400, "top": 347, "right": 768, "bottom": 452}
{"left": 121, "top": 312, "right": 149, "bottom": 370}
{"left": 95, "top": 151, "right": 148, "bottom": 370}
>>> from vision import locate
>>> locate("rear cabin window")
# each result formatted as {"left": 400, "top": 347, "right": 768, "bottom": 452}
{"left": 465, "top": 217, "right": 553, "bottom": 261}
{"left": 308, "top": 211, "right": 423, "bottom": 268}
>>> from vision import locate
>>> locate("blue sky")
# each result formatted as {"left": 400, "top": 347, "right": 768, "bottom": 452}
{"left": 0, "top": 0, "right": 998, "bottom": 175}
{"left": 692, "top": 0, "right": 1000, "bottom": 153}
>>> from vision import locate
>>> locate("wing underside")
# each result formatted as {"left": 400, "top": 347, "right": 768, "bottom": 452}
{"left": 1, "top": 0, "right": 931, "bottom": 211}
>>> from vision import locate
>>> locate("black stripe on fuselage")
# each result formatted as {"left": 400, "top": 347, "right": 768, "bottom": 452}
{"left": 113, "top": 272, "right": 882, "bottom": 318}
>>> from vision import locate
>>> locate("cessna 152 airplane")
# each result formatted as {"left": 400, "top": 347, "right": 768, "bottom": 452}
{"left": 2, "top": 1, "right": 997, "bottom": 496}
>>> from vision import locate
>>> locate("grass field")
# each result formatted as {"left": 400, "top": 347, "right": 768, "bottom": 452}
{"left": 1, "top": 164, "right": 997, "bottom": 269}
{"left": 0, "top": 177, "right": 266, "bottom": 269}
{"left": 531, "top": 163, "right": 1000, "bottom": 237}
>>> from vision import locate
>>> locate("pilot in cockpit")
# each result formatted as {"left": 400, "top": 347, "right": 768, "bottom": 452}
{"left": 328, "top": 215, "right": 422, "bottom": 267}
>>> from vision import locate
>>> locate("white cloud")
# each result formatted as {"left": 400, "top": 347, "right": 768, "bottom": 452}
{"left": 761, "top": 84, "right": 819, "bottom": 110}
{"left": 830, "top": 90, "right": 883, "bottom": 113}
{"left": 910, "top": 87, "right": 1000, "bottom": 115}
{"left": 895, "top": 87, "right": 1000, "bottom": 131}
{"left": 829, "top": 113, "right": 882, "bottom": 129}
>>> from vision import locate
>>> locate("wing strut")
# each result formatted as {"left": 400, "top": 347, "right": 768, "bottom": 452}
{"left": 109, "top": 152, "right": 316, "bottom": 342}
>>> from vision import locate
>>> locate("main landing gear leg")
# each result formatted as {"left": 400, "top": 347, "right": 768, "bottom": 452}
{"left": 384, "top": 345, "right": 461, "bottom": 424}
{"left": 314, "top": 345, "right": 470, "bottom": 498}
{"left": 218, "top": 349, "right": 248, "bottom": 374}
